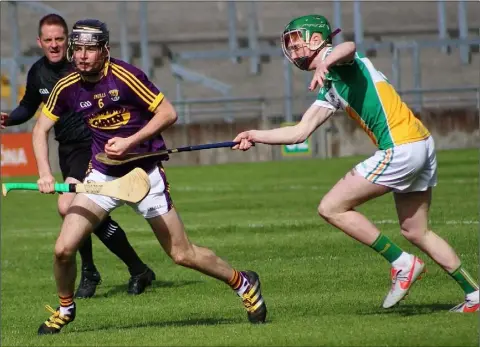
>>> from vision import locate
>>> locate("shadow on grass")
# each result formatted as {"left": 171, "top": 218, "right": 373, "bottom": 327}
{"left": 358, "top": 303, "right": 455, "bottom": 316}
{"left": 96, "top": 279, "right": 204, "bottom": 298}
{"left": 73, "top": 316, "right": 241, "bottom": 333}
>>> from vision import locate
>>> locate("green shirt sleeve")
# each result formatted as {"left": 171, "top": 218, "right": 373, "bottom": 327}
{"left": 314, "top": 86, "right": 337, "bottom": 110}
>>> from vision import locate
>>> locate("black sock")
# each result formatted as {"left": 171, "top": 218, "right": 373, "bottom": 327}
{"left": 93, "top": 217, "right": 148, "bottom": 276}
{"left": 78, "top": 235, "right": 98, "bottom": 272}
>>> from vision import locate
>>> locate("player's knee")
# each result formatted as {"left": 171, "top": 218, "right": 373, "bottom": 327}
{"left": 318, "top": 199, "right": 336, "bottom": 220}
{"left": 170, "top": 247, "right": 196, "bottom": 267}
{"left": 54, "top": 242, "right": 76, "bottom": 262}
{"left": 57, "top": 194, "right": 76, "bottom": 218}
{"left": 57, "top": 199, "right": 70, "bottom": 218}
{"left": 171, "top": 252, "right": 193, "bottom": 267}
{"left": 401, "top": 227, "right": 429, "bottom": 244}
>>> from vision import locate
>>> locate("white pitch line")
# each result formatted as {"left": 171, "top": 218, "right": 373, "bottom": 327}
{"left": 449, "top": 179, "right": 478, "bottom": 184}
{"left": 172, "top": 178, "right": 478, "bottom": 193}
{"left": 4, "top": 219, "right": 478, "bottom": 236}
{"left": 374, "top": 219, "right": 479, "bottom": 225}
{"left": 172, "top": 184, "right": 332, "bottom": 193}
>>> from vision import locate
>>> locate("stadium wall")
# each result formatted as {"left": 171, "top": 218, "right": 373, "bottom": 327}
{"left": 161, "top": 106, "right": 479, "bottom": 166}
{"left": 41, "top": 106, "right": 477, "bottom": 172}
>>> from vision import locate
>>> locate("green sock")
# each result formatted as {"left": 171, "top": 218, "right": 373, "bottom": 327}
{"left": 449, "top": 265, "right": 479, "bottom": 295}
{"left": 370, "top": 234, "right": 404, "bottom": 263}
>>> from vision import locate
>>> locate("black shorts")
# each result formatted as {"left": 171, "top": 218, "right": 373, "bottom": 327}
{"left": 58, "top": 141, "right": 92, "bottom": 182}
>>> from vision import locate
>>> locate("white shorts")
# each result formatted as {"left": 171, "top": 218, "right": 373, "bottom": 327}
{"left": 83, "top": 165, "right": 173, "bottom": 218}
{"left": 355, "top": 136, "right": 437, "bottom": 193}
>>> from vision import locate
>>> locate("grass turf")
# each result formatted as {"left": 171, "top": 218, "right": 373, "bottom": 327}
{"left": 1, "top": 148, "right": 478, "bottom": 346}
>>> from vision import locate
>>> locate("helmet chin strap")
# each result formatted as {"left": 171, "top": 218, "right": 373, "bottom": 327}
{"left": 80, "top": 67, "right": 102, "bottom": 77}
{"left": 73, "top": 46, "right": 109, "bottom": 79}
{"left": 291, "top": 28, "right": 342, "bottom": 71}
{"left": 293, "top": 48, "right": 322, "bottom": 71}
{"left": 293, "top": 39, "right": 325, "bottom": 71}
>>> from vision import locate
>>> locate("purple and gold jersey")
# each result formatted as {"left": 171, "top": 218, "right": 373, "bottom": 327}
{"left": 42, "top": 58, "right": 167, "bottom": 177}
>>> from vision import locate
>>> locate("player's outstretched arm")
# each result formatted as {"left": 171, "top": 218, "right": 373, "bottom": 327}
{"left": 32, "top": 113, "right": 56, "bottom": 193}
{"left": 104, "top": 97, "right": 177, "bottom": 158}
{"left": 233, "top": 104, "right": 334, "bottom": 150}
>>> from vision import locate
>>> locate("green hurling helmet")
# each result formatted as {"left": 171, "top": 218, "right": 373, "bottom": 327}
{"left": 281, "top": 15, "right": 337, "bottom": 71}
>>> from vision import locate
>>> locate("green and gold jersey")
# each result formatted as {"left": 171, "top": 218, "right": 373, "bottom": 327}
{"left": 315, "top": 48, "right": 430, "bottom": 150}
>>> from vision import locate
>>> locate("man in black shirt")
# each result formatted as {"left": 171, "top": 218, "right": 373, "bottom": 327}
{"left": 1, "top": 14, "right": 156, "bottom": 298}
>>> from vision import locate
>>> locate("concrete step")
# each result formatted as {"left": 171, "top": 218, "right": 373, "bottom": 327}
{"left": 2, "top": 1, "right": 479, "bottom": 55}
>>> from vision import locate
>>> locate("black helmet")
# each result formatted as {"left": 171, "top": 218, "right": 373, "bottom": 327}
{"left": 70, "top": 19, "right": 109, "bottom": 46}
{"left": 67, "top": 19, "right": 110, "bottom": 76}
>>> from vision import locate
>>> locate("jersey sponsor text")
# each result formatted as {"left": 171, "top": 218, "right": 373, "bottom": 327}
{"left": 88, "top": 109, "right": 131, "bottom": 129}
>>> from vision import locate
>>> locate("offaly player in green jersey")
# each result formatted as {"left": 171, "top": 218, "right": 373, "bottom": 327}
{"left": 233, "top": 14, "right": 478, "bottom": 312}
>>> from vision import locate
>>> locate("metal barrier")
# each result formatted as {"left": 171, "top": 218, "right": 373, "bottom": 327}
{"left": 172, "top": 97, "right": 266, "bottom": 124}
{"left": 0, "top": 97, "right": 267, "bottom": 133}
{"left": 299, "top": 86, "right": 480, "bottom": 112}
{"left": 3, "top": 87, "right": 477, "bottom": 136}
{"left": 385, "top": 38, "right": 480, "bottom": 108}
{"left": 399, "top": 86, "right": 480, "bottom": 110}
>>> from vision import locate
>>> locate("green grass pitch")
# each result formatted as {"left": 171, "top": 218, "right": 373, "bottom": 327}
{"left": 1, "top": 148, "right": 478, "bottom": 346}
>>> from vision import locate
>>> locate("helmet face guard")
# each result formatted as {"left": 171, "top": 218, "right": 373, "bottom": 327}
{"left": 67, "top": 20, "right": 110, "bottom": 76}
{"left": 281, "top": 28, "right": 327, "bottom": 71}
{"left": 281, "top": 15, "right": 340, "bottom": 71}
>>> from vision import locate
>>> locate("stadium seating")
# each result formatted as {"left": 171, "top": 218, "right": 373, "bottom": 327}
{"left": 1, "top": 1, "right": 479, "bottom": 109}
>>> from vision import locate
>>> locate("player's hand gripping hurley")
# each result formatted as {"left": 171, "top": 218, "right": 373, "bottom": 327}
{"left": 2, "top": 168, "right": 150, "bottom": 203}
{"left": 96, "top": 141, "right": 249, "bottom": 166}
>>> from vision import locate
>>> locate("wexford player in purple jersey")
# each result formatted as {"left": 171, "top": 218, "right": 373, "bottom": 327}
{"left": 32, "top": 19, "right": 267, "bottom": 335}
{"left": 1, "top": 14, "right": 156, "bottom": 300}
